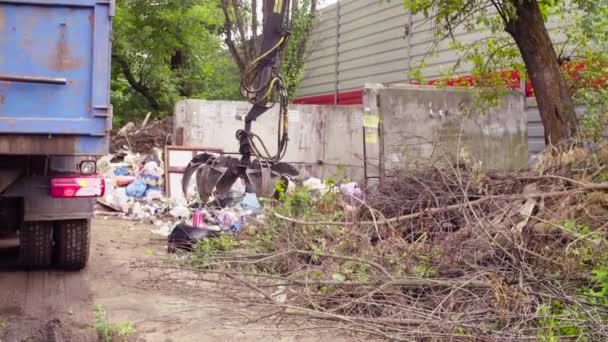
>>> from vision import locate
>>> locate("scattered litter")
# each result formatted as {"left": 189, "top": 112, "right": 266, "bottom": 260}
{"left": 151, "top": 224, "right": 173, "bottom": 237}
{"left": 170, "top": 206, "right": 191, "bottom": 220}
{"left": 303, "top": 177, "right": 329, "bottom": 196}
{"left": 167, "top": 223, "right": 220, "bottom": 253}
{"left": 116, "top": 176, "right": 135, "bottom": 187}
{"left": 241, "top": 193, "right": 261, "bottom": 212}
{"left": 126, "top": 179, "right": 147, "bottom": 198}
{"left": 340, "top": 182, "right": 363, "bottom": 205}
{"left": 231, "top": 223, "right": 242, "bottom": 233}
{"left": 192, "top": 210, "right": 204, "bottom": 228}
{"left": 145, "top": 188, "right": 163, "bottom": 201}
{"left": 207, "top": 225, "right": 222, "bottom": 232}
{"left": 96, "top": 148, "right": 349, "bottom": 243}
{"left": 229, "top": 179, "right": 246, "bottom": 200}
{"left": 113, "top": 166, "right": 129, "bottom": 176}
{"left": 101, "top": 187, "right": 129, "bottom": 213}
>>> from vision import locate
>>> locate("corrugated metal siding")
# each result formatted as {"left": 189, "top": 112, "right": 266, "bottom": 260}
{"left": 526, "top": 98, "right": 547, "bottom": 156}
{"left": 298, "top": 0, "right": 567, "bottom": 98}
{"left": 300, "top": 0, "right": 592, "bottom": 159}
{"left": 301, "top": 4, "right": 339, "bottom": 96}
{"left": 526, "top": 98, "right": 594, "bottom": 156}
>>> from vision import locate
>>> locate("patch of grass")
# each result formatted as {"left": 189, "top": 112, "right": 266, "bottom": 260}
{"left": 0, "top": 316, "right": 7, "bottom": 335}
{"left": 536, "top": 301, "right": 589, "bottom": 341}
{"left": 93, "top": 305, "right": 133, "bottom": 342}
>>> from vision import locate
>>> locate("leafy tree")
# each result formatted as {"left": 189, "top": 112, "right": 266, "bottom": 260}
{"left": 405, "top": 0, "right": 608, "bottom": 147}
{"left": 281, "top": 0, "right": 317, "bottom": 101}
{"left": 219, "top": 0, "right": 317, "bottom": 100}
{"left": 111, "top": 0, "right": 241, "bottom": 125}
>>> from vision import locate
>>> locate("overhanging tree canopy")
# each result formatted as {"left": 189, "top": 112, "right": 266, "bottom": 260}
{"left": 404, "top": 0, "right": 608, "bottom": 147}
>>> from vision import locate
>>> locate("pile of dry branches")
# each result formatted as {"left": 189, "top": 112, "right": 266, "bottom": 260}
{"left": 111, "top": 117, "right": 172, "bottom": 153}
{"left": 140, "top": 145, "right": 608, "bottom": 340}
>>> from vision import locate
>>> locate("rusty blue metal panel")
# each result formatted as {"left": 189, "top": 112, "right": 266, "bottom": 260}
{"left": 0, "top": 0, "right": 112, "bottom": 155}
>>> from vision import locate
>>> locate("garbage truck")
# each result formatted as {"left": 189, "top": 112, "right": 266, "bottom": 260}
{"left": 0, "top": 0, "right": 113, "bottom": 270}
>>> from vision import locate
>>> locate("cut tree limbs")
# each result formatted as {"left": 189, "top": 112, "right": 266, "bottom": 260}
{"left": 274, "top": 182, "right": 608, "bottom": 227}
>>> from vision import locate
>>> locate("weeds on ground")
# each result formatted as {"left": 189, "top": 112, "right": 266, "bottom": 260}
{"left": 93, "top": 305, "right": 133, "bottom": 342}
{"left": 534, "top": 218, "right": 608, "bottom": 340}
{"left": 0, "top": 317, "right": 7, "bottom": 336}
{"left": 188, "top": 234, "right": 239, "bottom": 268}
{"left": 159, "top": 149, "right": 608, "bottom": 340}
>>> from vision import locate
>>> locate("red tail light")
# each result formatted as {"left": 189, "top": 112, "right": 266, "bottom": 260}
{"left": 50, "top": 176, "right": 106, "bottom": 198}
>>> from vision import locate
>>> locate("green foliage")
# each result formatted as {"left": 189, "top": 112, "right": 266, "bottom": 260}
{"left": 534, "top": 219, "right": 608, "bottom": 339}
{"left": 243, "top": 185, "right": 346, "bottom": 271}
{"left": 562, "top": 220, "right": 607, "bottom": 267}
{"left": 403, "top": 0, "right": 608, "bottom": 139}
{"left": 111, "top": 0, "right": 241, "bottom": 126}
{"left": 325, "top": 164, "right": 347, "bottom": 188}
{"left": 587, "top": 266, "right": 608, "bottom": 302}
{"left": 93, "top": 305, "right": 133, "bottom": 342}
{"left": 279, "top": 185, "right": 315, "bottom": 217}
{"left": 0, "top": 317, "right": 6, "bottom": 333}
{"left": 558, "top": 0, "right": 608, "bottom": 141}
{"left": 190, "top": 234, "right": 238, "bottom": 266}
{"left": 413, "top": 255, "right": 437, "bottom": 278}
{"left": 280, "top": 0, "right": 316, "bottom": 101}
{"left": 563, "top": 220, "right": 608, "bottom": 304}
{"left": 536, "top": 301, "right": 588, "bottom": 341}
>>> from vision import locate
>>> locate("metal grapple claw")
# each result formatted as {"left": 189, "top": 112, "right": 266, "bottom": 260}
{"left": 182, "top": 154, "right": 298, "bottom": 203}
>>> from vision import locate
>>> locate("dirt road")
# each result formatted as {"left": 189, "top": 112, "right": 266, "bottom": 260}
{"left": 0, "top": 218, "right": 344, "bottom": 342}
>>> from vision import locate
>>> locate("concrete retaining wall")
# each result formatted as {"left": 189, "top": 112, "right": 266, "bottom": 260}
{"left": 173, "top": 100, "right": 365, "bottom": 180}
{"left": 363, "top": 85, "right": 529, "bottom": 175}
{"left": 174, "top": 87, "right": 528, "bottom": 181}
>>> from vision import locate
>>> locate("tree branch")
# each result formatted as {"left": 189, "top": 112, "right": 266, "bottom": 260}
{"left": 274, "top": 185, "right": 608, "bottom": 227}
{"left": 252, "top": 0, "right": 259, "bottom": 56}
{"left": 221, "top": 0, "right": 245, "bottom": 73}
{"left": 113, "top": 54, "right": 160, "bottom": 111}
{"left": 231, "top": 0, "right": 251, "bottom": 63}
{"left": 294, "top": 0, "right": 316, "bottom": 63}
{"left": 490, "top": 0, "right": 508, "bottom": 25}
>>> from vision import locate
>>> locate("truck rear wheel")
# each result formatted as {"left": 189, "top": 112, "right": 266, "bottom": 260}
{"left": 54, "top": 220, "right": 90, "bottom": 271}
{"left": 19, "top": 222, "right": 54, "bottom": 270}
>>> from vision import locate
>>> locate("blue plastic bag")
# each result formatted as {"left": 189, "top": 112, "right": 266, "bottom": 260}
{"left": 231, "top": 223, "right": 242, "bottom": 233}
{"left": 126, "top": 179, "right": 147, "bottom": 198}
{"left": 240, "top": 193, "right": 261, "bottom": 212}
{"left": 113, "top": 166, "right": 129, "bottom": 176}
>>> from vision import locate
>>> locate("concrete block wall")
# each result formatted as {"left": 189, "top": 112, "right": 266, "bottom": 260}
{"left": 174, "top": 86, "right": 528, "bottom": 182}
{"left": 363, "top": 85, "right": 529, "bottom": 174}
{"left": 173, "top": 100, "right": 365, "bottom": 180}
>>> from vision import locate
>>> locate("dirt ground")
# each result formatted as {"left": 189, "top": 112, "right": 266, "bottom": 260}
{"left": 0, "top": 218, "right": 348, "bottom": 342}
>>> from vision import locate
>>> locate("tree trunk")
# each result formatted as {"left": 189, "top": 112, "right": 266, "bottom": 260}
{"left": 505, "top": 0, "right": 578, "bottom": 147}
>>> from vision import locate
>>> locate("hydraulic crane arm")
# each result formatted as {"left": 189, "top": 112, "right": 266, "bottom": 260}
{"left": 238, "top": 0, "right": 291, "bottom": 164}
{"left": 183, "top": 0, "right": 298, "bottom": 202}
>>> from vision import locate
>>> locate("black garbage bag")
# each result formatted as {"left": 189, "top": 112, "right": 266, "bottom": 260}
{"left": 167, "top": 223, "right": 220, "bottom": 253}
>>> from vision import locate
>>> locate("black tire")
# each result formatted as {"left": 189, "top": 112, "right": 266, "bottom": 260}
{"left": 19, "top": 222, "right": 54, "bottom": 270}
{"left": 54, "top": 220, "right": 90, "bottom": 271}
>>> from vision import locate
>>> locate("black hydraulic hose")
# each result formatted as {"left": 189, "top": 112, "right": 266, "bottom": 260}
{"left": 239, "top": 0, "right": 291, "bottom": 164}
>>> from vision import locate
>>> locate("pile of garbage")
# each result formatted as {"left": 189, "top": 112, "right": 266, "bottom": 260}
{"left": 97, "top": 149, "right": 166, "bottom": 217}
{"left": 96, "top": 148, "right": 269, "bottom": 238}
{"left": 101, "top": 152, "right": 368, "bottom": 240}
{"left": 97, "top": 142, "right": 369, "bottom": 252}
